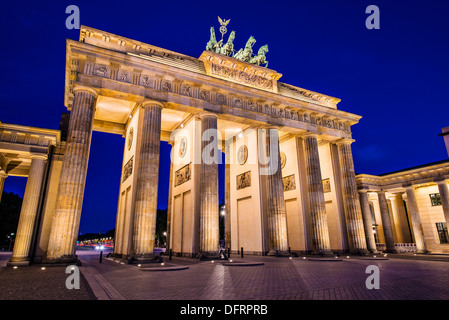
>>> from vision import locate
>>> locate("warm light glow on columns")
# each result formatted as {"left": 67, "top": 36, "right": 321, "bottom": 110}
{"left": 165, "top": 140, "right": 175, "bottom": 255}
{"left": 336, "top": 139, "right": 368, "bottom": 254}
{"left": 260, "top": 127, "right": 289, "bottom": 255}
{"left": 302, "top": 133, "right": 332, "bottom": 254}
{"left": 46, "top": 86, "right": 98, "bottom": 261}
{"left": 358, "top": 191, "right": 378, "bottom": 253}
{"left": 9, "top": 154, "right": 47, "bottom": 264}
{"left": 199, "top": 112, "right": 219, "bottom": 256}
{"left": 377, "top": 191, "right": 396, "bottom": 253}
{"left": 132, "top": 101, "right": 163, "bottom": 258}
{"left": 0, "top": 171, "right": 7, "bottom": 203}
{"left": 224, "top": 141, "right": 231, "bottom": 251}
{"left": 404, "top": 185, "right": 428, "bottom": 253}
{"left": 436, "top": 179, "right": 449, "bottom": 230}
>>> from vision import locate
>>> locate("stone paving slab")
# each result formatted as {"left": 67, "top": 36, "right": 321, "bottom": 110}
{"left": 2, "top": 251, "right": 449, "bottom": 301}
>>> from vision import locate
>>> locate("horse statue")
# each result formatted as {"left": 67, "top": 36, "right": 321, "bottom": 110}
{"left": 219, "top": 30, "right": 235, "bottom": 56}
{"left": 249, "top": 44, "right": 269, "bottom": 67}
{"left": 206, "top": 27, "right": 217, "bottom": 52}
{"left": 233, "top": 36, "right": 256, "bottom": 62}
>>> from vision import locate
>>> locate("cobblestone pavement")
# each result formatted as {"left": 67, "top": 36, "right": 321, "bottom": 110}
{"left": 2, "top": 250, "right": 449, "bottom": 300}
{"left": 0, "top": 252, "right": 96, "bottom": 300}
{"left": 77, "top": 251, "right": 449, "bottom": 300}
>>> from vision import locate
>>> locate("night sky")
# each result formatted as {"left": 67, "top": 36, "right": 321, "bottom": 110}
{"left": 1, "top": 1, "right": 448, "bottom": 233}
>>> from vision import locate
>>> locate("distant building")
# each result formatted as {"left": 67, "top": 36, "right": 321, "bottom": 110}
{"left": 356, "top": 128, "right": 449, "bottom": 253}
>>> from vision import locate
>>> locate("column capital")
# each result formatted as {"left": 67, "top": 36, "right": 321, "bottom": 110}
{"left": 30, "top": 153, "right": 47, "bottom": 161}
{"left": 402, "top": 183, "right": 417, "bottom": 190}
{"left": 141, "top": 100, "right": 164, "bottom": 109}
{"left": 198, "top": 111, "right": 218, "bottom": 119}
{"left": 300, "top": 132, "right": 320, "bottom": 140}
{"left": 72, "top": 85, "right": 99, "bottom": 98}
{"left": 335, "top": 138, "right": 355, "bottom": 146}
{"left": 434, "top": 177, "right": 449, "bottom": 184}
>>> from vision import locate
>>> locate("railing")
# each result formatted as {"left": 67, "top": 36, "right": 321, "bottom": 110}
{"left": 375, "top": 243, "right": 417, "bottom": 252}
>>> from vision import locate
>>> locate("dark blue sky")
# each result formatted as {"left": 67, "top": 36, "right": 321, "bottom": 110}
{"left": 1, "top": 0, "right": 448, "bottom": 233}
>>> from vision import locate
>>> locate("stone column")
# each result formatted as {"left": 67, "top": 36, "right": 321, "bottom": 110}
{"left": 336, "top": 139, "right": 368, "bottom": 254}
{"left": 165, "top": 141, "right": 174, "bottom": 255}
{"left": 199, "top": 112, "right": 220, "bottom": 258}
{"left": 377, "top": 191, "right": 396, "bottom": 252}
{"left": 0, "top": 171, "right": 7, "bottom": 203}
{"left": 224, "top": 141, "right": 231, "bottom": 251}
{"left": 404, "top": 185, "right": 427, "bottom": 253}
{"left": 132, "top": 102, "right": 163, "bottom": 259}
{"left": 436, "top": 179, "right": 449, "bottom": 230}
{"left": 46, "top": 87, "right": 97, "bottom": 262}
{"left": 358, "top": 191, "right": 378, "bottom": 253}
{"left": 259, "top": 128, "right": 289, "bottom": 255}
{"left": 302, "top": 134, "right": 332, "bottom": 254}
{"left": 9, "top": 155, "right": 47, "bottom": 265}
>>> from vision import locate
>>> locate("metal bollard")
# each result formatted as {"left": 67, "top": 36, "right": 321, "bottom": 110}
{"left": 169, "top": 248, "right": 172, "bottom": 260}
{"left": 99, "top": 250, "right": 103, "bottom": 264}
{"left": 241, "top": 247, "right": 244, "bottom": 258}
{"left": 227, "top": 247, "right": 231, "bottom": 258}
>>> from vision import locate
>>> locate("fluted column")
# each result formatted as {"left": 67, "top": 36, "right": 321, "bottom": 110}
{"left": 199, "top": 112, "right": 219, "bottom": 257}
{"left": 303, "top": 134, "right": 332, "bottom": 254}
{"left": 436, "top": 179, "right": 449, "bottom": 230}
{"left": 46, "top": 87, "right": 97, "bottom": 261}
{"left": 336, "top": 139, "right": 368, "bottom": 254}
{"left": 377, "top": 191, "right": 396, "bottom": 252}
{"left": 165, "top": 141, "right": 174, "bottom": 254}
{"left": 0, "top": 171, "right": 7, "bottom": 203}
{"left": 9, "top": 155, "right": 47, "bottom": 265}
{"left": 259, "top": 128, "right": 289, "bottom": 255}
{"left": 404, "top": 185, "right": 427, "bottom": 253}
{"left": 132, "top": 102, "right": 163, "bottom": 258}
{"left": 358, "top": 191, "right": 378, "bottom": 253}
{"left": 224, "top": 141, "right": 231, "bottom": 250}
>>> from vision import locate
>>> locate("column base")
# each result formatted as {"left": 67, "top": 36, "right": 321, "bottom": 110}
{"left": 266, "top": 250, "right": 291, "bottom": 257}
{"left": 198, "top": 252, "right": 221, "bottom": 261}
{"left": 384, "top": 249, "right": 398, "bottom": 254}
{"left": 415, "top": 249, "right": 429, "bottom": 254}
{"left": 7, "top": 258, "right": 30, "bottom": 267}
{"left": 350, "top": 249, "right": 371, "bottom": 256}
{"left": 41, "top": 256, "right": 81, "bottom": 266}
{"left": 312, "top": 249, "right": 334, "bottom": 256}
{"left": 130, "top": 254, "right": 163, "bottom": 264}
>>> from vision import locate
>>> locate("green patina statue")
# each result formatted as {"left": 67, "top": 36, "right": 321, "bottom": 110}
{"left": 233, "top": 36, "right": 256, "bottom": 62}
{"left": 206, "top": 17, "right": 269, "bottom": 67}
{"left": 219, "top": 30, "right": 235, "bottom": 56}
{"left": 249, "top": 44, "right": 269, "bottom": 67}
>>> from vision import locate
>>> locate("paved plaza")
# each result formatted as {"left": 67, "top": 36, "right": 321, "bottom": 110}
{"left": 2, "top": 250, "right": 449, "bottom": 300}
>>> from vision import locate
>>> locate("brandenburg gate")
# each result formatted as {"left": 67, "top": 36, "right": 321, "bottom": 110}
{"left": 5, "top": 22, "right": 372, "bottom": 265}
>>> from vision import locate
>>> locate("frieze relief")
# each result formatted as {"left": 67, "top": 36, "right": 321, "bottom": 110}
{"left": 181, "top": 84, "right": 192, "bottom": 97}
{"left": 162, "top": 80, "right": 172, "bottom": 92}
{"left": 211, "top": 63, "right": 273, "bottom": 91}
{"left": 85, "top": 63, "right": 349, "bottom": 133}
{"left": 122, "top": 156, "right": 134, "bottom": 183}
{"left": 200, "top": 90, "right": 210, "bottom": 101}
{"left": 233, "top": 97, "right": 243, "bottom": 108}
{"left": 282, "top": 174, "right": 296, "bottom": 191}
{"left": 216, "top": 92, "right": 226, "bottom": 105}
{"left": 236, "top": 171, "right": 251, "bottom": 190}
{"left": 140, "top": 74, "right": 153, "bottom": 88}
{"left": 94, "top": 64, "right": 110, "bottom": 78}
{"left": 175, "top": 163, "right": 191, "bottom": 187}
{"left": 322, "top": 178, "right": 331, "bottom": 193}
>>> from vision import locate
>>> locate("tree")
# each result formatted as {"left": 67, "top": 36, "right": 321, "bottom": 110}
{"left": 0, "top": 192, "right": 22, "bottom": 249}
